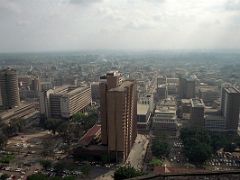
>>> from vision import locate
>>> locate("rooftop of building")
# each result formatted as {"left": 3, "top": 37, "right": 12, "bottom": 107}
{"left": 109, "top": 80, "right": 134, "bottom": 92}
{"left": 137, "top": 103, "right": 149, "bottom": 115}
{"left": 191, "top": 98, "right": 204, "bottom": 108}
{"left": 53, "top": 85, "right": 89, "bottom": 96}
{"left": 205, "top": 114, "right": 225, "bottom": 121}
{"left": 181, "top": 99, "right": 191, "bottom": 104}
{"left": 106, "top": 70, "right": 121, "bottom": 76}
{"left": 0, "top": 67, "right": 17, "bottom": 74}
{"left": 79, "top": 124, "right": 101, "bottom": 146}
{"left": 225, "top": 87, "right": 240, "bottom": 94}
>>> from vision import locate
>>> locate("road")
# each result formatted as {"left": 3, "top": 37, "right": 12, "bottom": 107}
{"left": 126, "top": 134, "right": 149, "bottom": 169}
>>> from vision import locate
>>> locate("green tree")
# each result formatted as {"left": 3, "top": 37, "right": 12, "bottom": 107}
{"left": 54, "top": 162, "right": 65, "bottom": 174}
{"left": 39, "top": 159, "right": 52, "bottom": 170}
{"left": 180, "top": 128, "right": 213, "bottom": 165}
{"left": 0, "top": 174, "right": 9, "bottom": 180}
{"left": 45, "top": 118, "right": 63, "bottom": 135}
{"left": 151, "top": 138, "right": 170, "bottom": 158}
{"left": 80, "top": 163, "right": 91, "bottom": 176}
{"left": 114, "top": 165, "right": 143, "bottom": 180}
{"left": 0, "top": 132, "right": 7, "bottom": 149}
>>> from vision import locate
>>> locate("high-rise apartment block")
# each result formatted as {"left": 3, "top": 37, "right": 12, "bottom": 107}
{"left": 178, "top": 76, "right": 195, "bottom": 99}
{"left": 100, "top": 71, "right": 137, "bottom": 162}
{"left": 221, "top": 86, "right": 240, "bottom": 133}
{"left": 0, "top": 68, "right": 20, "bottom": 109}
{"left": 40, "top": 85, "right": 91, "bottom": 119}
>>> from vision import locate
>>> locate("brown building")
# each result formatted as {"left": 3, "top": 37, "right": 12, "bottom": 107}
{"left": 0, "top": 68, "right": 20, "bottom": 109}
{"left": 99, "top": 71, "right": 137, "bottom": 162}
{"left": 221, "top": 86, "right": 240, "bottom": 133}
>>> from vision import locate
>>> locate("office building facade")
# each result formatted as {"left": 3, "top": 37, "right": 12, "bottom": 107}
{"left": 178, "top": 76, "right": 195, "bottom": 99}
{"left": 40, "top": 85, "right": 92, "bottom": 119}
{"left": 221, "top": 86, "right": 240, "bottom": 133}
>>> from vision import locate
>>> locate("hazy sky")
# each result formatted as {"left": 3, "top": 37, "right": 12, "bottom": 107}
{"left": 0, "top": 0, "right": 240, "bottom": 52}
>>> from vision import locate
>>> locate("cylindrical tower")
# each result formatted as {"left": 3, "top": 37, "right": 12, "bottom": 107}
{"left": 0, "top": 68, "right": 20, "bottom": 109}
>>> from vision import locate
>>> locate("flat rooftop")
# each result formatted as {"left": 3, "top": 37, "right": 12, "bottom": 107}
{"left": 137, "top": 103, "right": 149, "bottom": 115}
{"left": 109, "top": 80, "right": 134, "bottom": 92}
{"left": 191, "top": 98, "right": 204, "bottom": 107}
{"left": 225, "top": 87, "right": 240, "bottom": 94}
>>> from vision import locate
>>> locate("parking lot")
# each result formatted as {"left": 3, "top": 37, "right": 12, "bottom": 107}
{"left": 207, "top": 152, "right": 240, "bottom": 170}
{"left": 0, "top": 130, "right": 65, "bottom": 179}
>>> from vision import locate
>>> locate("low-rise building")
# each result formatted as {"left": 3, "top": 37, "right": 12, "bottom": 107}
{"left": 137, "top": 103, "right": 151, "bottom": 130}
{"left": 152, "top": 105, "right": 178, "bottom": 136}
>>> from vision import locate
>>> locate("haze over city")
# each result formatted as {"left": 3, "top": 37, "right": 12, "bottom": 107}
{"left": 1, "top": 0, "right": 240, "bottom": 52}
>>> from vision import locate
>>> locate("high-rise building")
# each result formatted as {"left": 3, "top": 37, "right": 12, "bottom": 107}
{"left": 0, "top": 68, "right": 20, "bottom": 109}
{"left": 178, "top": 76, "right": 195, "bottom": 99}
{"left": 100, "top": 71, "right": 123, "bottom": 145}
{"left": 99, "top": 71, "right": 137, "bottom": 162}
{"left": 221, "top": 86, "right": 240, "bottom": 133}
{"left": 190, "top": 98, "right": 205, "bottom": 128}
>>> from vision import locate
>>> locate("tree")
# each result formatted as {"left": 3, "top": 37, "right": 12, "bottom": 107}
{"left": 54, "top": 162, "right": 65, "bottom": 174}
{"left": 0, "top": 132, "right": 7, "bottom": 149}
{"left": 80, "top": 163, "right": 91, "bottom": 176}
{"left": 45, "top": 118, "right": 63, "bottom": 135}
{"left": 72, "top": 112, "right": 86, "bottom": 123}
{"left": 0, "top": 174, "right": 9, "bottom": 180}
{"left": 151, "top": 138, "right": 170, "bottom": 158}
{"left": 185, "top": 142, "right": 212, "bottom": 164}
{"left": 180, "top": 128, "right": 213, "bottom": 165}
{"left": 114, "top": 165, "right": 143, "bottom": 180}
{"left": 149, "top": 158, "right": 163, "bottom": 167}
{"left": 210, "top": 134, "right": 228, "bottom": 152}
{"left": 39, "top": 160, "right": 52, "bottom": 170}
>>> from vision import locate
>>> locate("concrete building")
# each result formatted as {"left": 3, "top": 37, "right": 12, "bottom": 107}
{"left": 152, "top": 106, "right": 178, "bottom": 136}
{"left": 0, "top": 68, "right": 20, "bottom": 109}
{"left": 199, "top": 85, "right": 219, "bottom": 106}
{"left": 99, "top": 71, "right": 137, "bottom": 162}
{"left": 0, "top": 102, "right": 39, "bottom": 124}
{"left": 91, "top": 82, "right": 100, "bottom": 102}
{"left": 137, "top": 103, "right": 151, "bottom": 130}
{"left": 40, "top": 85, "right": 91, "bottom": 119}
{"left": 166, "top": 77, "right": 179, "bottom": 96}
{"left": 190, "top": 98, "right": 205, "bottom": 128}
{"left": 221, "top": 86, "right": 240, "bottom": 133}
{"left": 178, "top": 76, "right": 196, "bottom": 99}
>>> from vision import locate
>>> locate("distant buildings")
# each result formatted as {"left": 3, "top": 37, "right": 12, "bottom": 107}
{"left": 40, "top": 85, "right": 92, "bottom": 119}
{"left": 178, "top": 76, "right": 196, "bottom": 99}
{"left": 221, "top": 86, "right": 240, "bottom": 133}
{"left": 198, "top": 85, "right": 219, "bottom": 106}
{"left": 0, "top": 68, "right": 20, "bottom": 109}
{"left": 18, "top": 76, "right": 40, "bottom": 99}
{"left": 99, "top": 71, "right": 137, "bottom": 162}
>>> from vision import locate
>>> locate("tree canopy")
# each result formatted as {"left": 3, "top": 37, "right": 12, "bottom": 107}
{"left": 114, "top": 165, "right": 143, "bottom": 180}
